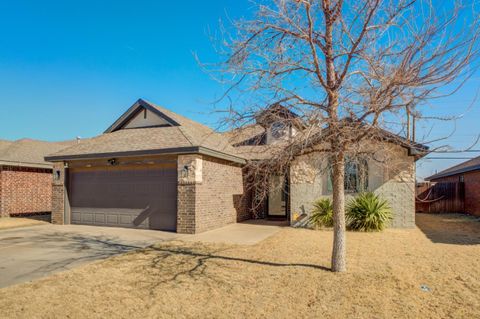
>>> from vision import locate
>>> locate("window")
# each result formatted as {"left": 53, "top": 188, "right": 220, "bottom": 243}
{"left": 459, "top": 175, "right": 464, "bottom": 182}
{"left": 270, "top": 122, "right": 287, "bottom": 139}
{"left": 327, "top": 157, "right": 368, "bottom": 193}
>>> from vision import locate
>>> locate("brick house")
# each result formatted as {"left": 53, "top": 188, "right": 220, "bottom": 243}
{"left": 45, "top": 99, "right": 427, "bottom": 233}
{"left": 0, "top": 139, "right": 74, "bottom": 219}
{"left": 426, "top": 157, "right": 480, "bottom": 216}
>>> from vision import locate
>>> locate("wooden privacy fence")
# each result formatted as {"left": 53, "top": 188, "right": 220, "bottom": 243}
{"left": 416, "top": 182, "right": 465, "bottom": 213}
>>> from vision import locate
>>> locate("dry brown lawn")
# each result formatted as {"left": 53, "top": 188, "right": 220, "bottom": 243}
{"left": 1, "top": 213, "right": 480, "bottom": 318}
{"left": 0, "top": 217, "right": 46, "bottom": 230}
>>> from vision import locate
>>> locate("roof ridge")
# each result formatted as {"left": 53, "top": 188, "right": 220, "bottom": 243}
{"left": 141, "top": 99, "right": 216, "bottom": 131}
{"left": 141, "top": 99, "right": 235, "bottom": 149}
{"left": 176, "top": 125, "right": 196, "bottom": 147}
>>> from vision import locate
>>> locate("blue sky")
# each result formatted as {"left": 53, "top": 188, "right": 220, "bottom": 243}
{"left": 0, "top": 0, "right": 478, "bottom": 179}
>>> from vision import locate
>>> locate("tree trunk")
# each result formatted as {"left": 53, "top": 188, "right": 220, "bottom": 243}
{"left": 331, "top": 151, "right": 346, "bottom": 272}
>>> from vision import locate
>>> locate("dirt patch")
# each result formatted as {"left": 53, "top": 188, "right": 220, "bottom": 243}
{"left": 0, "top": 218, "right": 46, "bottom": 230}
{"left": 1, "top": 213, "right": 480, "bottom": 318}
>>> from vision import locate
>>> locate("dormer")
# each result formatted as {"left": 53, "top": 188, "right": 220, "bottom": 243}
{"left": 266, "top": 121, "right": 298, "bottom": 144}
{"left": 255, "top": 104, "right": 302, "bottom": 144}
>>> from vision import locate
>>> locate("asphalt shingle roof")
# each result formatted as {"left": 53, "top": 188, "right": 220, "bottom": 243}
{"left": 426, "top": 156, "right": 480, "bottom": 180}
{"left": 223, "top": 121, "right": 429, "bottom": 161}
{"left": 0, "top": 139, "right": 75, "bottom": 168}
{"left": 222, "top": 124, "right": 266, "bottom": 146}
{"left": 46, "top": 99, "right": 244, "bottom": 163}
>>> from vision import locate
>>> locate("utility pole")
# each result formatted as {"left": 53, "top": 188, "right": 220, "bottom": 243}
{"left": 406, "top": 108, "right": 411, "bottom": 141}
{"left": 412, "top": 114, "right": 416, "bottom": 143}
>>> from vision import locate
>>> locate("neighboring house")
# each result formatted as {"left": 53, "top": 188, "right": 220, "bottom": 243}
{"left": 45, "top": 99, "right": 427, "bottom": 233}
{"left": 426, "top": 156, "right": 480, "bottom": 216}
{"left": 0, "top": 139, "right": 74, "bottom": 219}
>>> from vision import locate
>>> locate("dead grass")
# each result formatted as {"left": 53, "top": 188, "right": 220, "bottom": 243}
{"left": 0, "top": 217, "right": 46, "bottom": 230}
{"left": 1, "top": 213, "right": 480, "bottom": 318}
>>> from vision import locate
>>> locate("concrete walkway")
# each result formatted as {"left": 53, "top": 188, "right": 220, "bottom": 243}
{"left": 186, "top": 220, "right": 285, "bottom": 245}
{"left": 0, "top": 220, "right": 283, "bottom": 288}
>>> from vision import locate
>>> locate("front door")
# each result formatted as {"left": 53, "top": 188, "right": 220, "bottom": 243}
{"left": 268, "top": 175, "right": 287, "bottom": 218}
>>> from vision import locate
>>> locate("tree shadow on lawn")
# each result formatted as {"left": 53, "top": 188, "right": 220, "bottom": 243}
{"left": 24, "top": 233, "right": 329, "bottom": 282}
{"left": 416, "top": 213, "right": 480, "bottom": 245}
{"left": 135, "top": 242, "right": 331, "bottom": 294}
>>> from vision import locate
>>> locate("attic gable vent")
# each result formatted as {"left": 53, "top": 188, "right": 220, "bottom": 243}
{"left": 122, "top": 108, "right": 170, "bottom": 129}
{"left": 105, "top": 99, "right": 181, "bottom": 133}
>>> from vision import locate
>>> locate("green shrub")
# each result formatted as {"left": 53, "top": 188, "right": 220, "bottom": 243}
{"left": 309, "top": 198, "right": 334, "bottom": 228}
{"left": 346, "top": 192, "right": 392, "bottom": 231}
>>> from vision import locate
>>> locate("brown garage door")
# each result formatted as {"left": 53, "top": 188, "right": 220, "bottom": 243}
{"left": 68, "top": 164, "right": 177, "bottom": 231}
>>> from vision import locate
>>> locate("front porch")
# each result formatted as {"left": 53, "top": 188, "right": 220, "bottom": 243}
{"left": 247, "top": 174, "right": 292, "bottom": 224}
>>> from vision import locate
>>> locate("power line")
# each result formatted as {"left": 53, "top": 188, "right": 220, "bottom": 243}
{"left": 425, "top": 157, "right": 476, "bottom": 160}
{"left": 433, "top": 150, "right": 480, "bottom": 153}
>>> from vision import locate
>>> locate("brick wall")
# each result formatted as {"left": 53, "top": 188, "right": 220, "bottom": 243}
{"left": 236, "top": 167, "right": 253, "bottom": 222}
{"left": 464, "top": 171, "right": 480, "bottom": 216}
{"left": 0, "top": 166, "right": 52, "bottom": 217}
{"left": 195, "top": 156, "right": 245, "bottom": 233}
{"left": 176, "top": 155, "right": 246, "bottom": 234}
{"left": 431, "top": 171, "right": 480, "bottom": 217}
{"left": 177, "top": 183, "right": 196, "bottom": 233}
{"left": 0, "top": 167, "right": 2, "bottom": 216}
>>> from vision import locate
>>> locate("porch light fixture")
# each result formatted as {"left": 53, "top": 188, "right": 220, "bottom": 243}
{"left": 108, "top": 158, "right": 118, "bottom": 166}
{"left": 53, "top": 170, "right": 61, "bottom": 181}
{"left": 181, "top": 165, "right": 189, "bottom": 179}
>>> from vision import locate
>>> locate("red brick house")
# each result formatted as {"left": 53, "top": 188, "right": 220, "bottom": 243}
{"left": 0, "top": 139, "right": 74, "bottom": 220}
{"left": 426, "top": 157, "right": 480, "bottom": 216}
{"left": 45, "top": 99, "right": 427, "bottom": 233}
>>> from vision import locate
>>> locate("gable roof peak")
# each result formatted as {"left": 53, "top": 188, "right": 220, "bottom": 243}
{"left": 47, "top": 99, "right": 244, "bottom": 163}
{"left": 104, "top": 99, "right": 181, "bottom": 133}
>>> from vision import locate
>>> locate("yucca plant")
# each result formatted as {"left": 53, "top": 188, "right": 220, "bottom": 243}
{"left": 346, "top": 192, "right": 392, "bottom": 231}
{"left": 309, "top": 198, "right": 334, "bottom": 228}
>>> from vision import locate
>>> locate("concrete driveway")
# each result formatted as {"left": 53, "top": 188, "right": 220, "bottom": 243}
{"left": 0, "top": 221, "right": 283, "bottom": 288}
{"left": 0, "top": 224, "right": 181, "bottom": 288}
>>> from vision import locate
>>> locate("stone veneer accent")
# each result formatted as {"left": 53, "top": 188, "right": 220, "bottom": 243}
{"left": 0, "top": 165, "right": 52, "bottom": 217}
{"left": 177, "top": 155, "right": 246, "bottom": 234}
{"left": 289, "top": 143, "right": 416, "bottom": 228}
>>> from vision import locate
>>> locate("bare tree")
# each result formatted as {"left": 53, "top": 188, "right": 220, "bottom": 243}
{"left": 208, "top": 0, "right": 480, "bottom": 272}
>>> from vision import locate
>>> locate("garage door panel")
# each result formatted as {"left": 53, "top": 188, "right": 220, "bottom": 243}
{"left": 70, "top": 208, "right": 151, "bottom": 229}
{"left": 68, "top": 166, "right": 177, "bottom": 231}
{"left": 106, "top": 214, "right": 118, "bottom": 224}
{"left": 94, "top": 214, "right": 105, "bottom": 223}
{"left": 71, "top": 212, "right": 81, "bottom": 223}
{"left": 82, "top": 213, "right": 94, "bottom": 223}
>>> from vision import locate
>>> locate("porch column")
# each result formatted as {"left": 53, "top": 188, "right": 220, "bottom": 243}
{"left": 176, "top": 155, "right": 203, "bottom": 234}
{"left": 51, "top": 162, "right": 68, "bottom": 224}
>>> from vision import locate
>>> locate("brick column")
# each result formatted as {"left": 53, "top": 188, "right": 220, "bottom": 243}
{"left": 176, "top": 155, "right": 202, "bottom": 234}
{"left": 0, "top": 167, "right": 5, "bottom": 217}
{"left": 51, "top": 162, "right": 66, "bottom": 224}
